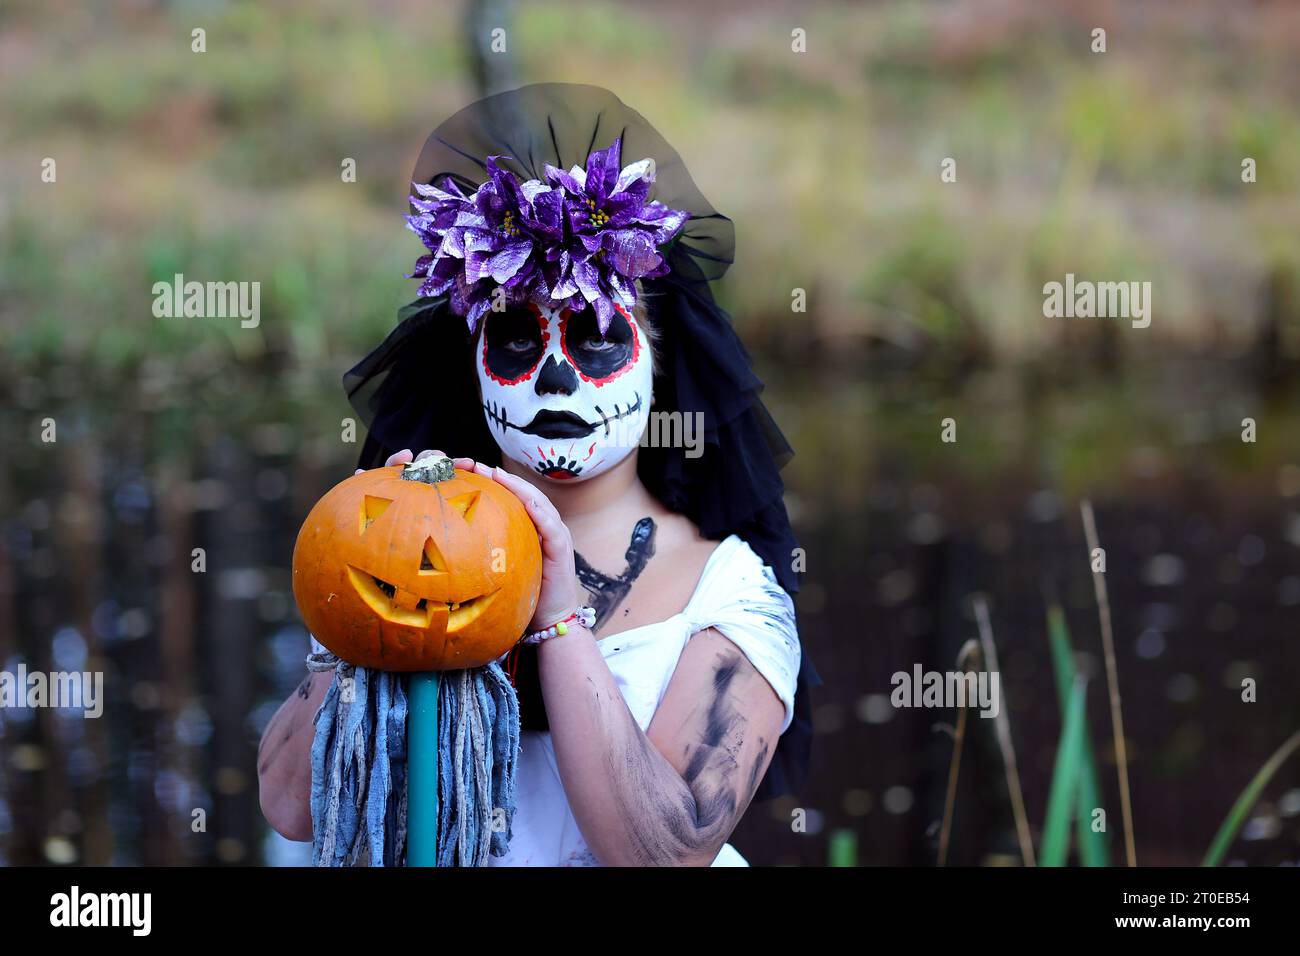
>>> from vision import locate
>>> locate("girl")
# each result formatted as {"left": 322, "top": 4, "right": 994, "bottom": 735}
{"left": 258, "top": 84, "right": 818, "bottom": 866}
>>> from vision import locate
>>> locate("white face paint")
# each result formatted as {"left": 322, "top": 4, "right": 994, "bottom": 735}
{"left": 476, "top": 298, "right": 652, "bottom": 482}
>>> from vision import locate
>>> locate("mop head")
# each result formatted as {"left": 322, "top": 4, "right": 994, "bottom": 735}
{"left": 308, "top": 654, "right": 520, "bottom": 866}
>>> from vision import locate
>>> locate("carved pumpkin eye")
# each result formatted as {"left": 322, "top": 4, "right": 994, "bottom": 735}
{"left": 445, "top": 490, "right": 480, "bottom": 522}
{"left": 361, "top": 495, "right": 393, "bottom": 533}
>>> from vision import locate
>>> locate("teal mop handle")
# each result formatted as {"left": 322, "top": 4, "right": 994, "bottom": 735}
{"left": 407, "top": 671, "right": 440, "bottom": 866}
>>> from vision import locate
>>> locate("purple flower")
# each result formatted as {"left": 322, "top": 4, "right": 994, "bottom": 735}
{"left": 406, "top": 137, "right": 689, "bottom": 334}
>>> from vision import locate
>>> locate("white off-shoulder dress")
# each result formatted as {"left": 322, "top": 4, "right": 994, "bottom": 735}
{"left": 489, "top": 533, "right": 801, "bottom": 867}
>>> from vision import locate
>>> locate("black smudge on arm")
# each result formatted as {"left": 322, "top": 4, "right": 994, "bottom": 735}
{"left": 602, "top": 648, "right": 768, "bottom": 864}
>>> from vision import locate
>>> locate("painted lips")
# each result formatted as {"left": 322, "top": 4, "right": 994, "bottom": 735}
{"left": 522, "top": 409, "right": 591, "bottom": 438}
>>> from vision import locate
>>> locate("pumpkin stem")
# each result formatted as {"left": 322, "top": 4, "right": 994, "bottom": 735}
{"left": 401, "top": 455, "right": 456, "bottom": 484}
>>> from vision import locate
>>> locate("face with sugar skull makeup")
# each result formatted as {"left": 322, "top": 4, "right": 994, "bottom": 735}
{"left": 475, "top": 297, "right": 653, "bottom": 482}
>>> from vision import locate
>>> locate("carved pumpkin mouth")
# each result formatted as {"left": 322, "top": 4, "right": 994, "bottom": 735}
{"left": 346, "top": 566, "right": 499, "bottom": 631}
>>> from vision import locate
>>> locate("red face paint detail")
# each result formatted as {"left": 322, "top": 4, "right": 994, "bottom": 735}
{"left": 585, "top": 442, "right": 596, "bottom": 461}
{"left": 543, "top": 468, "right": 577, "bottom": 480}
{"left": 481, "top": 306, "right": 550, "bottom": 386}
{"left": 559, "top": 303, "right": 642, "bottom": 387}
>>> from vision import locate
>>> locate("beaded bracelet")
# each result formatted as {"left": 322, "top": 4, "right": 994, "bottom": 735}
{"left": 522, "top": 606, "right": 596, "bottom": 645}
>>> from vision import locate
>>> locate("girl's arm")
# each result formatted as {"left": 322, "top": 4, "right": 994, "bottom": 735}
{"left": 540, "top": 622, "right": 783, "bottom": 866}
{"left": 472, "top": 461, "right": 784, "bottom": 866}
{"left": 257, "top": 670, "right": 332, "bottom": 841}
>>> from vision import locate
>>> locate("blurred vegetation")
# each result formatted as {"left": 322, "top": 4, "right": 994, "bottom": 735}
{"left": 4, "top": 0, "right": 1300, "bottom": 490}
{"left": 1, "top": 0, "right": 1299, "bottom": 866}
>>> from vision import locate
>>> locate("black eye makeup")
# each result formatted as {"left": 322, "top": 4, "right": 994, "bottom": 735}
{"left": 482, "top": 307, "right": 546, "bottom": 384}
{"left": 561, "top": 305, "right": 638, "bottom": 384}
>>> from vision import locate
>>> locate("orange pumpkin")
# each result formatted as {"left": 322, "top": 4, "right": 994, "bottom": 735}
{"left": 291, "top": 458, "right": 542, "bottom": 671}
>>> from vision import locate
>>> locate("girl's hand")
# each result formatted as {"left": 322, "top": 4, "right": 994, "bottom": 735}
{"left": 454, "top": 456, "right": 582, "bottom": 633}
{"left": 354, "top": 447, "right": 418, "bottom": 475}
{"left": 360, "top": 449, "right": 581, "bottom": 633}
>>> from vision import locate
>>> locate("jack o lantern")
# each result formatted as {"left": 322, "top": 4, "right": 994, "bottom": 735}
{"left": 291, "top": 457, "right": 542, "bottom": 671}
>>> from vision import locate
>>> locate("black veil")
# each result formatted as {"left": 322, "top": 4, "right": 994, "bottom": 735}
{"left": 343, "top": 83, "right": 819, "bottom": 801}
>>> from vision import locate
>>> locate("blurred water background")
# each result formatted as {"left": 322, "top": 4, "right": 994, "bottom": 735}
{"left": 1, "top": 0, "right": 1298, "bottom": 866}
